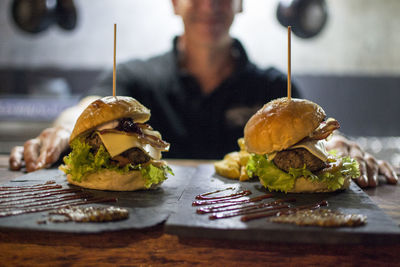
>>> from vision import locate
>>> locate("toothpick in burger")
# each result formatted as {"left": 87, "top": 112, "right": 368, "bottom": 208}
{"left": 60, "top": 96, "right": 173, "bottom": 191}
{"left": 244, "top": 97, "right": 360, "bottom": 193}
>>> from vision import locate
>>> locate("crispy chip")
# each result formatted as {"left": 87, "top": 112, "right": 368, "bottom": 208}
{"left": 239, "top": 165, "right": 250, "bottom": 181}
{"left": 214, "top": 160, "right": 240, "bottom": 179}
{"left": 224, "top": 151, "right": 240, "bottom": 162}
{"left": 238, "top": 150, "right": 250, "bottom": 166}
{"left": 238, "top": 138, "right": 246, "bottom": 151}
{"left": 214, "top": 137, "right": 252, "bottom": 180}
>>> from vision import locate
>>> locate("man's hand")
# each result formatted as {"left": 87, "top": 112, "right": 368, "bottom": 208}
{"left": 9, "top": 126, "right": 71, "bottom": 172}
{"left": 326, "top": 135, "right": 398, "bottom": 188}
{"left": 8, "top": 96, "right": 100, "bottom": 173}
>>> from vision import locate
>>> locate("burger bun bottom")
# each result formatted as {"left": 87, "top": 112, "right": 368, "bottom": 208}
{"left": 67, "top": 169, "right": 162, "bottom": 191}
{"left": 259, "top": 175, "right": 351, "bottom": 193}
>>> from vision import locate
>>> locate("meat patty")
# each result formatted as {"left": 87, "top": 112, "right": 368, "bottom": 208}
{"left": 122, "top": 147, "right": 150, "bottom": 165}
{"left": 112, "top": 147, "right": 150, "bottom": 166}
{"left": 273, "top": 148, "right": 327, "bottom": 173}
{"left": 86, "top": 134, "right": 150, "bottom": 166}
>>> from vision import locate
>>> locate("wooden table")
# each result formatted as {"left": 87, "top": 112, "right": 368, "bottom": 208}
{"left": 0, "top": 155, "right": 399, "bottom": 266}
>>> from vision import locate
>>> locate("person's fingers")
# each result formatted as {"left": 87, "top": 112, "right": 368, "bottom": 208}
{"left": 378, "top": 160, "right": 398, "bottom": 185}
{"left": 47, "top": 131, "right": 70, "bottom": 165}
{"left": 326, "top": 135, "right": 350, "bottom": 156}
{"left": 328, "top": 140, "right": 350, "bottom": 156}
{"left": 35, "top": 148, "right": 48, "bottom": 170}
{"left": 35, "top": 130, "right": 51, "bottom": 170}
{"left": 354, "top": 156, "right": 368, "bottom": 188}
{"left": 348, "top": 143, "right": 370, "bottom": 187}
{"left": 36, "top": 127, "right": 70, "bottom": 169}
{"left": 43, "top": 133, "right": 69, "bottom": 167}
{"left": 364, "top": 153, "right": 379, "bottom": 187}
{"left": 349, "top": 143, "right": 364, "bottom": 159}
{"left": 325, "top": 135, "right": 398, "bottom": 188}
{"left": 9, "top": 146, "right": 24, "bottom": 171}
{"left": 23, "top": 139, "right": 41, "bottom": 172}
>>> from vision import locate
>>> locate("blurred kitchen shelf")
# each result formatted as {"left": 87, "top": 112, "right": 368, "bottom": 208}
{"left": 0, "top": 96, "right": 79, "bottom": 121}
{"left": 0, "top": 96, "right": 79, "bottom": 153}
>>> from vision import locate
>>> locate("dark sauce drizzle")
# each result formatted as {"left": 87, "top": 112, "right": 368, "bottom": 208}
{"left": 193, "top": 187, "right": 329, "bottom": 222}
{"left": 195, "top": 190, "right": 251, "bottom": 200}
{"left": 195, "top": 187, "right": 235, "bottom": 199}
{"left": 196, "top": 194, "right": 279, "bottom": 213}
{"left": 241, "top": 200, "right": 328, "bottom": 222}
{"left": 0, "top": 181, "right": 117, "bottom": 218}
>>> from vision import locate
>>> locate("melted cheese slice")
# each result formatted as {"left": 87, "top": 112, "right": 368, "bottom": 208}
{"left": 291, "top": 140, "right": 329, "bottom": 162}
{"left": 268, "top": 140, "right": 329, "bottom": 162}
{"left": 96, "top": 131, "right": 162, "bottom": 160}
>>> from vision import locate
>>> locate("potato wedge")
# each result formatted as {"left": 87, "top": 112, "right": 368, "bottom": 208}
{"left": 214, "top": 137, "right": 252, "bottom": 180}
{"left": 214, "top": 160, "right": 240, "bottom": 179}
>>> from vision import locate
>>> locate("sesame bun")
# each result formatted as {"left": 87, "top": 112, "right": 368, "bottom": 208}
{"left": 69, "top": 96, "right": 150, "bottom": 142}
{"left": 244, "top": 98, "right": 326, "bottom": 155}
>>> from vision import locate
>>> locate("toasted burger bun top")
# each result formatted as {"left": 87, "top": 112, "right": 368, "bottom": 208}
{"left": 70, "top": 96, "right": 151, "bottom": 142}
{"left": 244, "top": 98, "right": 326, "bottom": 154}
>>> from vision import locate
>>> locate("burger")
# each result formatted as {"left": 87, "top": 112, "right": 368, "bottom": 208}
{"left": 244, "top": 97, "right": 360, "bottom": 193}
{"left": 60, "top": 96, "right": 172, "bottom": 191}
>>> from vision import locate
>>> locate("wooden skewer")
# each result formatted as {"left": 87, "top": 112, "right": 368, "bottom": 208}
{"left": 113, "top": 23, "right": 117, "bottom": 97}
{"left": 287, "top": 26, "right": 291, "bottom": 101}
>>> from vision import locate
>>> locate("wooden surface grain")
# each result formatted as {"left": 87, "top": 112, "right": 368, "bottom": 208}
{"left": 1, "top": 227, "right": 400, "bottom": 266}
{"left": 0, "top": 155, "right": 399, "bottom": 266}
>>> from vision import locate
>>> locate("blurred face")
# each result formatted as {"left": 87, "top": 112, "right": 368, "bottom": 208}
{"left": 172, "top": 0, "right": 242, "bottom": 45}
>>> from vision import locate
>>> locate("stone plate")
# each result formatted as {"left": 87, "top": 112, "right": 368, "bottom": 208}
{"left": 0, "top": 165, "right": 195, "bottom": 233}
{"left": 165, "top": 164, "right": 400, "bottom": 244}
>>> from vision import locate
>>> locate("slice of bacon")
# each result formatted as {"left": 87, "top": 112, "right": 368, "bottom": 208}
{"left": 137, "top": 133, "right": 170, "bottom": 151}
{"left": 306, "top": 118, "right": 340, "bottom": 141}
{"left": 137, "top": 123, "right": 154, "bottom": 131}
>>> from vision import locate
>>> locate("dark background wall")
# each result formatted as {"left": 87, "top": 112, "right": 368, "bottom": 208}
{"left": 295, "top": 75, "right": 400, "bottom": 137}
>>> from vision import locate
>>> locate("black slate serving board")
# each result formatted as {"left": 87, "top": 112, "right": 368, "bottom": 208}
{"left": 0, "top": 165, "right": 195, "bottom": 233}
{"left": 165, "top": 164, "right": 400, "bottom": 244}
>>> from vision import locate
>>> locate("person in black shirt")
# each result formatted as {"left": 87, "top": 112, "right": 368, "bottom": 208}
{"left": 87, "top": 37, "right": 299, "bottom": 159}
{"left": 9, "top": 0, "right": 397, "bottom": 188}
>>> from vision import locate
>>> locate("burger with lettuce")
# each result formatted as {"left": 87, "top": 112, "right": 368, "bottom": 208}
{"left": 60, "top": 96, "right": 172, "bottom": 191}
{"left": 244, "top": 97, "right": 360, "bottom": 193}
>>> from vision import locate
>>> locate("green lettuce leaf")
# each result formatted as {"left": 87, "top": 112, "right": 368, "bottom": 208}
{"left": 317, "top": 156, "right": 360, "bottom": 191}
{"left": 246, "top": 154, "right": 360, "bottom": 193}
{"left": 246, "top": 154, "right": 295, "bottom": 192}
{"left": 141, "top": 164, "right": 174, "bottom": 188}
{"left": 60, "top": 138, "right": 173, "bottom": 188}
